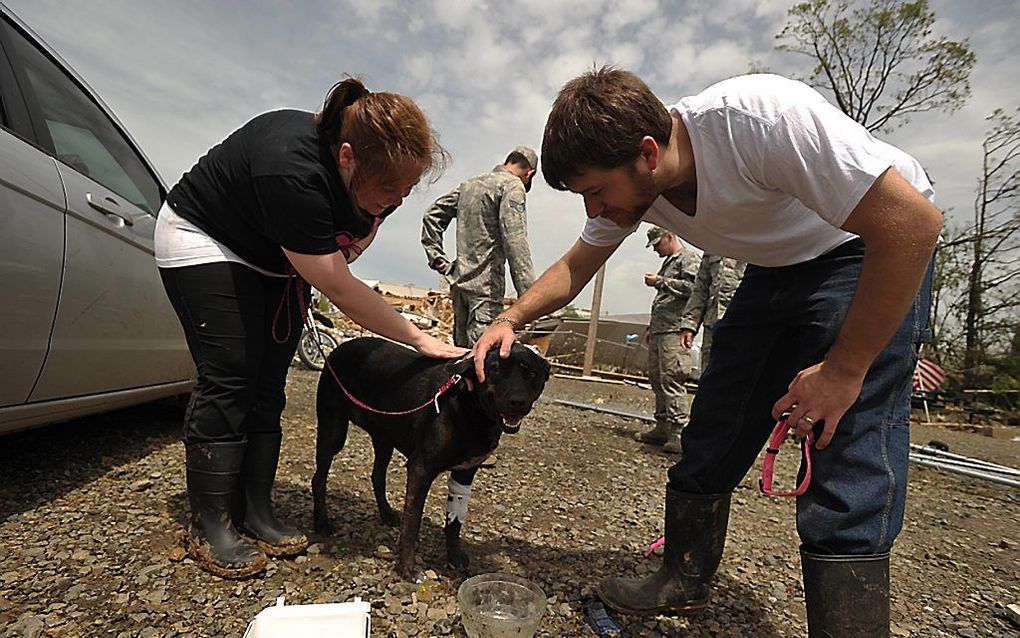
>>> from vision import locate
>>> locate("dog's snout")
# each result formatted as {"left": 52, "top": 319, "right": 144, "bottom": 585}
{"left": 508, "top": 398, "right": 530, "bottom": 413}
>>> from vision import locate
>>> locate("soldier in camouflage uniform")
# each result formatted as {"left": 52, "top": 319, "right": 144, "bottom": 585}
{"left": 422, "top": 147, "right": 537, "bottom": 347}
{"left": 636, "top": 226, "right": 702, "bottom": 454}
{"left": 679, "top": 254, "right": 746, "bottom": 373}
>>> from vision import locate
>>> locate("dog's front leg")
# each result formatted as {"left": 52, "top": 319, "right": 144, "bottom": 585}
{"left": 445, "top": 467, "right": 479, "bottom": 569}
{"left": 395, "top": 461, "right": 436, "bottom": 579}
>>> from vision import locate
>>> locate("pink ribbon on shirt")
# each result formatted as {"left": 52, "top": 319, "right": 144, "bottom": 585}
{"left": 335, "top": 215, "right": 383, "bottom": 261}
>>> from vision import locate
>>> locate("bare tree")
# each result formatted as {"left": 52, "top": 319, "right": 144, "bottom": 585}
{"left": 928, "top": 225, "right": 969, "bottom": 369}
{"left": 962, "top": 109, "right": 1020, "bottom": 382}
{"left": 777, "top": 0, "right": 975, "bottom": 133}
{"left": 937, "top": 108, "right": 1020, "bottom": 385}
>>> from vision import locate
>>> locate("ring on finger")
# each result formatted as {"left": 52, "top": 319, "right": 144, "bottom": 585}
{"left": 800, "top": 415, "right": 816, "bottom": 425}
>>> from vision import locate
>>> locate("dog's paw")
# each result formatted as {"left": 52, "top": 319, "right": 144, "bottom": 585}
{"left": 380, "top": 508, "right": 401, "bottom": 527}
{"left": 447, "top": 547, "right": 470, "bottom": 569}
{"left": 395, "top": 562, "right": 417, "bottom": 581}
{"left": 313, "top": 517, "right": 336, "bottom": 536}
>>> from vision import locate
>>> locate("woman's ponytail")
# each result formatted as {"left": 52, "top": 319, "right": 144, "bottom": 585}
{"left": 316, "top": 76, "right": 369, "bottom": 149}
{"left": 316, "top": 75, "right": 448, "bottom": 190}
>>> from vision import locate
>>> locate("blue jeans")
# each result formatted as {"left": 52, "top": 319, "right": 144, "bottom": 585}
{"left": 668, "top": 239, "right": 932, "bottom": 555}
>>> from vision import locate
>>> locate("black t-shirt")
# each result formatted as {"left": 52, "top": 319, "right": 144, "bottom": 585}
{"left": 166, "top": 110, "right": 380, "bottom": 273}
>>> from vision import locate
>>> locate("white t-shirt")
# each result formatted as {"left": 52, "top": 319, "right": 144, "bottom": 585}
{"left": 580, "top": 74, "right": 935, "bottom": 267}
{"left": 154, "top": 202, "right": 287, "bottom": 277}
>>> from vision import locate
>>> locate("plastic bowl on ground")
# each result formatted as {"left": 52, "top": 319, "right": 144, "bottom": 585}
{"left": 457, "top": 572, "right": 546, "bottom": 638}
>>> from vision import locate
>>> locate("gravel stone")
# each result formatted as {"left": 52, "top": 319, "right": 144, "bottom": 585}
{"left": 0, "top": 372, "right": 1016, "bottom": 636}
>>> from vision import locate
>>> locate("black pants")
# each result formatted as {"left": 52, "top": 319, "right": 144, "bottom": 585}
{"left": 159, "top": 262, "right": 306, "bottom": 444}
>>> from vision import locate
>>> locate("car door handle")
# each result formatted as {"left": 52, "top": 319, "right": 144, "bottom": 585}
{"left": 86, "top": 192, "right": 134, "bottom": 226}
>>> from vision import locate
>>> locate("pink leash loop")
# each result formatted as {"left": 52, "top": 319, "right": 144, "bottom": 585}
{"left": 645, "top": 536, "right": 665, "bottom": 557}
{"left": 271, "top": 269, "right": 302, "bottom": 344}
{"left": 647, "top": 416, "right": 814, "bottom": 556}
{"left": 759, "top": 416, "right": 813, "bottom": 497}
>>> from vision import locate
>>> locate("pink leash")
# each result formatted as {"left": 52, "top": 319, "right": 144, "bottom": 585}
{"left": 645, "top": 416, "right": 814, "bottom": 557}
{"left": 338, "top": 368, "right": 464, "bottom": 416}
{"left": 272, "top": 220, "right": 382, "bottom": 345}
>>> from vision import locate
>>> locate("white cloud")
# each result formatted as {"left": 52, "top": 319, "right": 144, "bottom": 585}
{"left": 601, "top": 0, "right": 660, "bottom": 32}
{"left": 431, "top": 0, "right": 486, "bottom": 31}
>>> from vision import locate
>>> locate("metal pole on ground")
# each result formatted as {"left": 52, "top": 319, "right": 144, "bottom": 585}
{"left": 582, "top": 265, "right": 606, "bottom": 378}
{"left": 549, "top": 398, "right": 1020, "bottom": 488}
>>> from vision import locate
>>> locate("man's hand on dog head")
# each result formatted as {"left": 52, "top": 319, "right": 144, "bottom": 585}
{"left": 473, "top": 323, "right": 517, "bottom": 383}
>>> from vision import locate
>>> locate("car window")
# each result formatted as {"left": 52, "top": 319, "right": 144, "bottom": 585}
{"left": 3, "top": 22, "right": 161, "bottom": 214}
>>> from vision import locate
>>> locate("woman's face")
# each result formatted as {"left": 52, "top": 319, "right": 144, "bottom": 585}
{"left": 354, "top": 175, "right": 418, "bottom": 215}
{"left": 336, "top": 143, "right": 419, "bottom": 215}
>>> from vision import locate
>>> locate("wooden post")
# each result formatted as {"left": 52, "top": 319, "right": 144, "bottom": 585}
{"left": 583, "top": 265, "right": 606, "bottom": 377}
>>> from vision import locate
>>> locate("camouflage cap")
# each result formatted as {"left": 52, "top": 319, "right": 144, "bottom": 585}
{"left": 646, "top": 225, "right": 668, "bottom": 248}
{"left": 512, "top": 145, "right": 539, "bottom": 170}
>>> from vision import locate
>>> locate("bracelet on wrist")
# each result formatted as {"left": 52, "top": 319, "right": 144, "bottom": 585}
{"left": 492, "top": 316, "right": 519, "bottom": 330}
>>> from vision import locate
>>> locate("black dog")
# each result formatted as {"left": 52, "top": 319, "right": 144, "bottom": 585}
{"left": 311, "top": 336, "right": 550, "bottom": 578}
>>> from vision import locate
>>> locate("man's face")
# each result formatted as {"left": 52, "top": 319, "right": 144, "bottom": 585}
{"left": 565, "top": 162, "right": 659, "bottom": 228}
{"left": 507, "top": 163, "right": 536, "bottom": 192}
{"left": 522, "top": 169, "right": 535, "bottom": 193}
{"left": 653, "top": 235, "right": 673, "bottom": 257}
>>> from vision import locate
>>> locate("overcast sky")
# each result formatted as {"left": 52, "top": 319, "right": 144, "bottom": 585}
{"left": 9, "top": 0, "right": 1018, "bottom": 315}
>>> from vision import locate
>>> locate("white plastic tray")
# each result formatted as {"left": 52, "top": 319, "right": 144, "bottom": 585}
{"left": 243, "top": 597, "right": 371, "bottom": 637}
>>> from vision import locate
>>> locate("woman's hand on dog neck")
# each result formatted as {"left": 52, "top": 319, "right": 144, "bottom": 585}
{"left": 412, "top": 332, "right": 468, "bottom": 359}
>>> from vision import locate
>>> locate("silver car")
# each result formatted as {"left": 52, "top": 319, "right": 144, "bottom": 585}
{"left": 0, "top": 3, "right": 194, "bottom": 434}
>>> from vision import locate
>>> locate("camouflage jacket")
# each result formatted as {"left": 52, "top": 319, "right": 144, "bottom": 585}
{"left": 649, "top": 246, "right": 702, "bottom": 334}
{"left": 421, "top": 165, "right": 534, "bottom": 298}
{"left": 680, "top": 254, "right": 747, "bottom": 333}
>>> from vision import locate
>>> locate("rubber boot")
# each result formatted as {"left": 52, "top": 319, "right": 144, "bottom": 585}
{"left": 801, "top": 550, "right": 890, "bottom": 637}
{"left": 234, "top": 432, "right": 308, "bottom": 557}
{"left": 597, "top": 488, "right": 730, "bottom": 615}
{"left": 185, "top": 441, "right": 267, "bottom": 579}
{"left": 634, "top": 420, "right": 671, "bottom": 445}
{"left": 661, "top": 422, "right": 684, "bottom": 455}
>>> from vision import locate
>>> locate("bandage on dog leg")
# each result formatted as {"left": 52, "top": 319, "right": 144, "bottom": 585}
{"left": 446, "top": 478, "right": 472, "bottom": 525}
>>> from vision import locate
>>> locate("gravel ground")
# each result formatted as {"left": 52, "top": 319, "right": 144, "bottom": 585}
{"left": 1, "top": 369, "right": 1017, "bottom": 637}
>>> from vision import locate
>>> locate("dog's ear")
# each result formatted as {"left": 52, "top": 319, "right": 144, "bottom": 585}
{"left": 445, "top": 353, "right": 476, "bottom": 379}
{"left": 530, "top": 348, "right": 552, "bottom": 382}
{"left": 539, "top": 354, "right": 551, "bottom": 381}
{"left": 513, "top": 342, "right": 551, "bottom": 382}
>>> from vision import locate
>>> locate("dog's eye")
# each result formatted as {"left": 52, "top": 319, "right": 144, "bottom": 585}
{"left": 521, "top": 366, "right": 535, "bottom": 378}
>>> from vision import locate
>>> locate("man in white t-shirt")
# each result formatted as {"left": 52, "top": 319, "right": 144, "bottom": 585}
{"left": 472, "top": 68, "right": 941, "bottom": 636}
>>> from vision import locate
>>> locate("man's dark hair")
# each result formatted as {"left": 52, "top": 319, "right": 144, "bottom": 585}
{"left": 504, "top": 151, "right": 533, "bottom": 169}
{"left": 542, "top": 66, "right": 672, "bottom": 191}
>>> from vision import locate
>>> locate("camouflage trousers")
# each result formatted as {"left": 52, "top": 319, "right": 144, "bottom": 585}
{"left": 699, "top": 326, "right": 715, "bottom": 376}
{"left": 648, "top": 332, "right": 693, "bottom": 426}
{"left": 451, "top": 288, "right": 502, "bottom": 348}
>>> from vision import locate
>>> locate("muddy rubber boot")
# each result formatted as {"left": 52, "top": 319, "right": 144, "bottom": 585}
{"left": 661, "top": 422, "right": 684, "bottom": 455}
{"left": 597, "top": 488, "right": 730, "bottom": 615}
{"left": 185, "top": 441, "right": 267, "bottom": 579}
{"left": 634, "top": 420, "right": 671, "bottom": 445}
{"left": 234, "top": 432, "right": 308, "bottom": 557}
{"left": 801, "top": 550, "right": 890, "bottom": 637}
